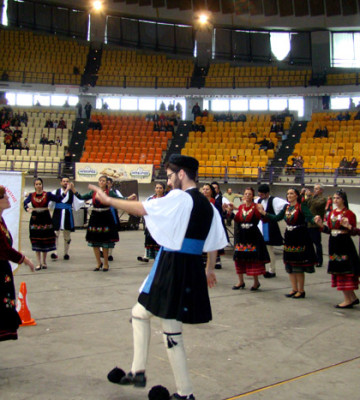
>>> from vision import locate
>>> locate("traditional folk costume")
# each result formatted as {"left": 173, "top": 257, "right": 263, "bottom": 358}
{"left": 24, "top": 191, "right": 60, "bottom": 252}
{"left": 50, "top": 188, "right": 84, "bottom": 258}
{"left": 129, "top": 188, "right": 228, "bottom": 397}
{"left": 266, "top": 203, "right": 317, "bottom": 274}
{"left": 143, "top": 194, "right": 162, "bottom": 260}
{"left": 257, "top": 196, "right": 288, "bottom": 274}
{"left": 0, "top": 217, "right": 24, "bottom": 342}
{"left": 76, "top": 190, "right": 119, "bottom": 248}
{"left": 233, "top": 203, "right": 270, "bottom": 276}
{"left": 323, "top": 208, "right": 360, "bottom": 291}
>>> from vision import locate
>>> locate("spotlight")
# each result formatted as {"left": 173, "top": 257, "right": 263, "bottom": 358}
{"left": 199, "top": 14, "right": 208, "bottom": 24}
{"left": 93, "top": 1, "right": 102, "bottom": 11}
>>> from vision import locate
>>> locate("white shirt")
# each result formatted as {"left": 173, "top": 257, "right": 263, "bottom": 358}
{"left": 258, "top": 196, "right": 288, "bottom": 235}
{"left": 143, "top": 188, "right": 228, "bottom": 251}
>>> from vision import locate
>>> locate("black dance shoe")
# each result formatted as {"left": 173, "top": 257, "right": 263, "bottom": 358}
{"left": 250, "top": 283, "right": 261, "bottom": 291}
{"left": 119, "top": 371, "right": 147, "bottom": 387}
{"left": 351, "top": 298, "right": 360, "bottom": 306}
{"left": 285, "top": 291, "right": 297, "bottom": 298}
{"left": 51, "top": 253, "right": 58, "bottom": 260}
{"left": 293, "top": 291, "right": 305, "bottom": 299}
{"left": 263, "top": 272, "right": 276, "bottom": 278}
{"left": 335, "top": 303, "right": 353, "bottom": 309}
{"left": 170, "top": 394, "right": 195, "bottom": 400}
{"left": 107, "top": 367, "right": 125, "bottom": 384}
{"left": 64, "top": 254, "right": 70, "bottom": 260}
{"left": 232, "top": 283, "right": 245, "bottom": 290}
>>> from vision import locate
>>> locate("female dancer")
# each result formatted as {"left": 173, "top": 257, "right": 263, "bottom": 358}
{"left": 72, "top": 176, "right": 123, "bottom": 271}
{"left": 315, "top": 190, "right": 360, "bottom": 308}
{"left": 137, "top": 182, "right": 166, "bottom": 262}
{"left": 24, "top": 178, "right": 63, "bottom": 270}
{"left": 1, "top": 185, "right": 34, "bottom": 341}
{"left": 258, "top": 187, "right": 317, "bottom": 298}
{"left": 228, "top": 187, "right": 270, "bottom": 291}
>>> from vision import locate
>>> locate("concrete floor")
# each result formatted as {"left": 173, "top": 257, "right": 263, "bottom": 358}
{"left": 1, "top": 213, "right": 360, "bottom": 400}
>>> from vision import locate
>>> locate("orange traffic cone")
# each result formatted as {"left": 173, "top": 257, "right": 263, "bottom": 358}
{"left": 16, "top": 282, "right": 36, "bottom": 326}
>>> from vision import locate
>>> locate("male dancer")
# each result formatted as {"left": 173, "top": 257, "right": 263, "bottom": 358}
{"left": 90, "top": 154, "right": 227, "bottom": 400}
{"left": 50, "top": 176, "right": 83, "bottom": 260}
{"left": 257, "top": 184, "right": 287, "bottom": 278}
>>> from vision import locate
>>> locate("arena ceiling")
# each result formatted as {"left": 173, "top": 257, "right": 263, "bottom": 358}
{"left": 24, "top": 0, "right": 360, "bottom": 30}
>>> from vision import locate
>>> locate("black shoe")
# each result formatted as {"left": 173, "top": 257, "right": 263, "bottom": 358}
{"left": 215, "top": 264, "right": 222, "bottom": 269}
{"left": 285, "top": 291, "right": 297, "bottom": 298}
{"left": 107, "top": 367, "right": 125, "bottom": 384}
{"left": 263, "top": 272, "right": 276, "bottom": 278}
{"left": 93, "top": 263, "right": 103, "bottom": 271}
{"left": 352, "top": 298, "right": 360, "bottom": 306}
{"left": 108, "top": 255, "right": 113, "bottom": 261}
{"left": 335, "top": 303, "right": 353, "bottom": 309}
{"left": 170, "top": 394, "right": 195, "bottom": 400}
{"left": 232, "top": 283, "right": 245, "bottom": 290}
{"left": 250, "top": 283, "right": 261, "bottom": 291}
{"left": 64, "top": 254, "right": 70, "bottom": 260}
{"left": 137, "top": 256, "right": 149, "bottom": 263}
{"left": 51, "top": 253, "right": 58, "bottom": 260}
{"left": 119, "top": 371, "right": 147, "bottom": 387}
{"left": 293, "top": 291, "right": 305, "bottom": 299}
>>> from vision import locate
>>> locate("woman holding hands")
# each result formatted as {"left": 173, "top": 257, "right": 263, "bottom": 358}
{"left": 258, "top": 187, "right": 317, "bottom": 298}
{"left": 314, "top": 190, "right": 360, "bottom": 308}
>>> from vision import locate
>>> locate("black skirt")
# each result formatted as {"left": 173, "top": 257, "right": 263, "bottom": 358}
{"left": 86, "top": 209, "right": 119, "bottom": 244}
{"left": 138, "top": 250, "right": 211, "bottom": 324}
{"left": 233, "top": 225, "right": 270, "bottom": 263}
{"left": 283, "top": 226, "right": 317, "bottom": 266}
{"left": 328, "top": 234, "right": 360, "bottom": 275}
{"left": 0, "top": 260, "right": 22, "bottom": 342}
{"left": 29, "top": 210, "right": 56, "bottom": 252}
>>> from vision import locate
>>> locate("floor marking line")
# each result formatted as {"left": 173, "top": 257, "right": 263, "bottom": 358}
{"left": 224, "top": 355, "right": 360, "bottom": 399}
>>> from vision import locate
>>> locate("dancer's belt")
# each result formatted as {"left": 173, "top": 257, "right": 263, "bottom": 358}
{"left": 92, "top": 207, "right": 110, "bottom": 211}
{"left": 331, "top": 229, "right": 347, "bottom": 236}
{"left": 31, "top": 208, "right": 48, "bottom": 212}
{"left": 286, "top": 225, "right": 304, "bottom": 231}
{"left": 55, "top": 203, "right": 72, "bottom": 211}
{"left": 240, "top": 223, "right": 253, "bottom": 229}
{"left": 164, "top": 238, "right": 205, "bottom": 255}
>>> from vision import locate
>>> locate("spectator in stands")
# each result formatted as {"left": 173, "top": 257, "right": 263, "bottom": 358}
{"left": 348, "top": 157, "right": 358, "bottom": 175}
{"left": 40, "top": 134, "right": 49, "bottom": 145}
{"left": 12, "top": 137, "right": 22, "bottom": 150}
{"left": 338, "top": 157, "right": 349, "bottom": 176}
{"left": 45, "top": 119, "right": 53, "bottom": 128}
{"left": 159, "top": 101, "right": 166, "bottom": 111}
{"left": 20, "top": 111, "right": 28, "bottom": 127}
{"left": 102, "top": 102, "right": 109, "bottom": 110}
{"left": 76, "top": 102, "right": 82, "bottom": 118}
{"left": 354, "top": 110, "right": 360, "bottom": 120}
{"left": 168, "top": 102, "right": 174, "bottom": 111}
{"left": 4, "top": 132, "right": 12, "bottom": 149}
{"left": 256, "top": 137, "right": 274, "bottom": 151}
{"left": 85, "top": 102, "right": 92, "bottom": 119}
{"left": 55, "top": 136, "right": 62, "bottom": 147}
{"left": 349, "top": 98, "right": 355, "bottom": 109}
{"left": 58, "top": 117, "right": 67, "bottom": 129}
{"left": 175, "top": 102, "right": 182, "bottom": 113}
{"left": 22, "top": 138, "right": 30, "bottom": 151}
{"left": 53, "top": 120, "right": 58, "bottom": 129}
{"left": 13, "top": 126, "right": 22, "bottom": 138}
{"left": 344, "top": 111, "right": 351, "bottom": 121}
{"left": 1, "top": 71, "right": 9, "bottom": 81}
{"left": 336, "top": 112, "right": 345, "bottom": 121}
{"left": 202, "top": 109, "right": 208, "bottom": 117}
{"left": 270, "top": 122, "right": 278, "bottom": 133}
{"left": 63, "top": 100, "right": 70, "bottom": 107}
{"left": 237, "top": 113, "right": 246, "bottom": 122}
{"left": 191, "top": 102, "right": 201, "bottom": 120}
{"left": 249, "top": 132, "right": 257, "bottom": 139}
{"left": 35, "top": 100, "right": 41, "bottom": 106}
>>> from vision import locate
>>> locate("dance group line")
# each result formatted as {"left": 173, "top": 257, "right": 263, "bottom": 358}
{"left": 1, "top": 154, "right": 359, "bottom": 400}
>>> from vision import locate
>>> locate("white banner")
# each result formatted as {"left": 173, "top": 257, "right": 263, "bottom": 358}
{"left": 75, "top": 163, "right": 154, "bottom": 184}
{"left": 0, "top": 171, "right": 24, "bottom": 272}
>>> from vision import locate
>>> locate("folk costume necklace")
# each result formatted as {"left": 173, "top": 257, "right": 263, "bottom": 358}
{"left": 330, "top": 208, "right": 347, "bottom": 228}
{"left": 33, "top": 191, "right": 46, "bottom": 203}
{"left": 285, "top": 203, "right": 298, "bottom": 223}
{"left": 242, "top": 203, "right": 255, "bottom": 221}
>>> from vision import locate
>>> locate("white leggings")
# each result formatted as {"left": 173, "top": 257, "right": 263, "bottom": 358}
{"left": 131, "top": 302, "right": 193, "bottom": 397}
